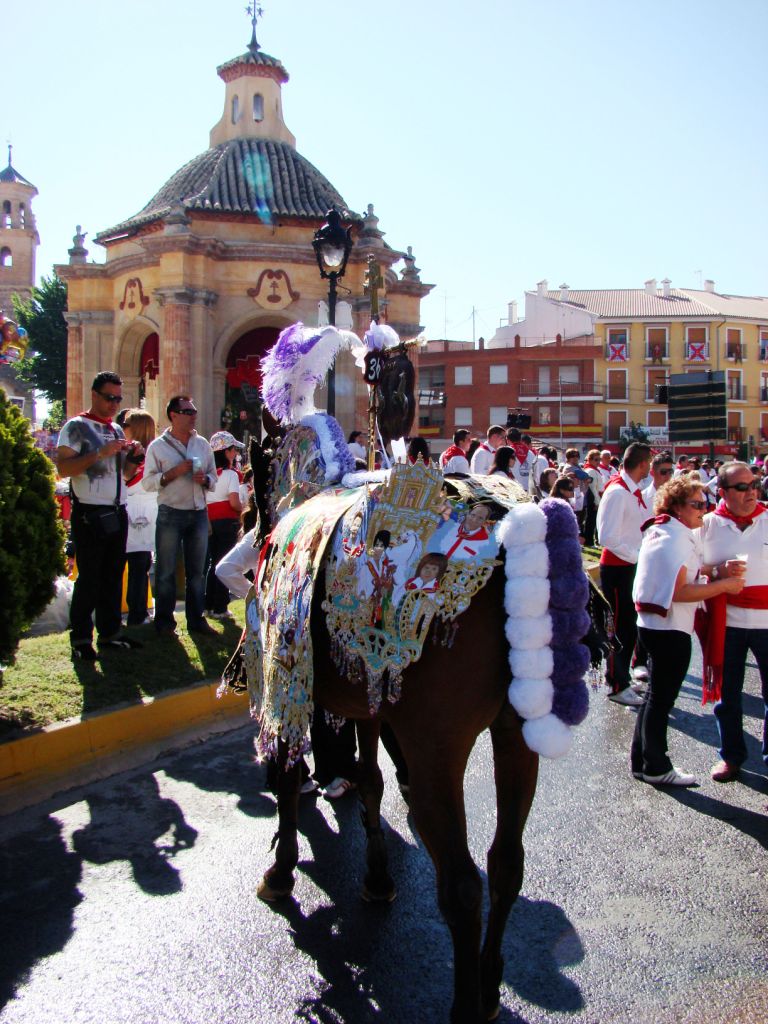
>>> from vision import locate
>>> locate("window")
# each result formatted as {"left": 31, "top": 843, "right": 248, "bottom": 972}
{"left": 686, "top": 325, "right": 708, "bottom": 361}
{"left": 253, "top": 93, "right": 264, "bottom": 121}
{"left": 728, "top": 410, "right": 743, "bottom": 442}
{"left": 607, "top": 410, "right": 627, "bottom": 441}
{"left": 646, "top": 326, "right": 668, "bottom": 360}
{"left": 760, "top": 330, "right": 768, "bottom": 362}
{"left": 455, "top": 366, "right": 472, "bottom": 385}
{"left": 606, "top": 327, "right": 629, "bottom": 361}
{"left": 761, "top": 413, "right": 768, "bottom": 441}
{"left": 489, "top": 406, "right": 507, "bottom": 426}
{"left": 454, "top": 407, "right": 472, "bottom": 426}
{"left": 489, "top": 365, "right": 508, "bottom": 385}
{"left": 231, "top": 95, "right": 240, "bottom": 123}
{"left": 727, "top": 370, "right": 743, "bottom": 401}
{"left": 607, "top": 368, "right": 627, "bottom": 400}
{"left": 538, "top": 406, "right": 551, "bottom": 425}
{"left": 0, "top": 247, "right": 12, "bottom": 267}
{"left": 560, "top": 406, "right": 580, "bottom": 425}
{"left": 558, "top": 365, "right": 579, "bottom": 384}
{"left": 646, "top": 368, "right": 666, "bottom": 401}
{"left": 761, "top": 371, "right": 768, "bottom": 403}
{"left": 18, "top": 203, "right": 25, "bottom": 228}
{"left": 726, "top": 328, "right": 743, "bottom": 360}
{"left": 2, "top": 201, "right": 10, "bottom": 228}
{"left": 420, "top": 365, "right": 445, "bottom": 389}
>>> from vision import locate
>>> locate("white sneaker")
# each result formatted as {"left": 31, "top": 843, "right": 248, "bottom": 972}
{"left": 642, "top": 767, "right": 698, "bottom": 787}
{"left": 632, "top": 666, "right": 650, "bottom": 682}
{"left": 608, "top": 688, "right": 644, "bottom": 707}
{"left": 210, "top": 610, "right": 234, "bottom": 620}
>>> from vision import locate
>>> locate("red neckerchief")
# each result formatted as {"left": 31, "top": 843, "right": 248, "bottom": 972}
{"left": 80, "top": 411, "right": 114, "bottom": 426}
{"left": 511, "top": 442, "right": 529, "bottom": 463}
{"left": 441, "top": 444, "right": 467, "bottom": 466}
{"left": 640, "top": 513, "right": 671, "bottom": 532}
{"left": 713, "top": 498, "right": 767, "bottom": 528}
{"left": 126, "top": 465, "right": 145, "bottom": 487}
{"left": 604, "top": 473, "right": 647, "bottom": 508}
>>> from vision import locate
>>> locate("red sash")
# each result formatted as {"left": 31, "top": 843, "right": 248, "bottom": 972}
{"left": 695, "top": 584, "right": 768, "bottom": 705}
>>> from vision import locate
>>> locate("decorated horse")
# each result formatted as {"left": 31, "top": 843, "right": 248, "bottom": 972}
{"left": 222, "top": 320, "right": 591, "bottom": 1023}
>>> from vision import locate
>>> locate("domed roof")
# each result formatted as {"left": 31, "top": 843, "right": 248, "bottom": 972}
{"left": 96, "top": 138, "right": 357, "bottom": 242}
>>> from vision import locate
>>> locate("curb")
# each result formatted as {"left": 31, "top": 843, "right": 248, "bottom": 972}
{"left": 0, "top": 681, "right": 250, "bottom": 816}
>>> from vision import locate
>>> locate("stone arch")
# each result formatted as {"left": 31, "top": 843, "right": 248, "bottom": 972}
{"left": 115, "top": 315, "right": 161, "bottom": 419}
{"left": 214, "top": 311, "right": 295, "bottom": 441}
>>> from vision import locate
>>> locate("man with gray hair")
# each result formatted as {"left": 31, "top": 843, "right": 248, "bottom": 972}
{"left": 699, "top": 460, "right": 768, "bottom": 783}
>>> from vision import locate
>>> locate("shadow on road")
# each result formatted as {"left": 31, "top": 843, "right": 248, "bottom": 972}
{"left": 0, "top": 816, "right": 82, "bottom": 1010}
{"left": 664, "top": 787, "right": 768, "bottom": 851}
{"left": 258, "top": 792, "right": 583, "bottom": 1023}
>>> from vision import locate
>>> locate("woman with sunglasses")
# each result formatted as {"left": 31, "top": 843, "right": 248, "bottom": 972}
{"left": 631, "top": 477, "right": 744, "bottom": 786}
{"left": 550, "top": 475, "right": 577, "bottom": 505}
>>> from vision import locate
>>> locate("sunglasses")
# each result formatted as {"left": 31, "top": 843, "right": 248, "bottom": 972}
{"left": 723, "top": 481, "right": 761, "bottom": 492}
{"left": 686, "top": 500, "right": 707, "bottom": 510}
{"left": 657, "top": 467, "right": 674, "bottom": 476}
{"left": 174, "top": 408, "right": 198, "bottom": 416}
{"left": 96, "top": 392, "right": 123, "bottom": 404}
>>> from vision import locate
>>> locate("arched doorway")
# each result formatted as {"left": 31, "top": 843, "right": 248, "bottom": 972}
{"left": 138, "top": 332, "right": 160, "bottom": 423}
{"left": 223, "top": 326, "right": 280, "bottom": 441}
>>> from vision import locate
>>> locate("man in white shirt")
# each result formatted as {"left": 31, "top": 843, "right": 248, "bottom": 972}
{"left": 57, "top": 371, "right": 146, "bottom": 660}
{"left": 470, "top": 424, "right": 506, "bottom": 475}
{"left": 440, "top": 430, "right": 472, "bottom": 475}
{"left": 597, "top": 449, "right": 614, "bottom": 487}
{"left": 143, "top": 395, "right": 217, "bottom": 637}
{"left": 699, "top": 461, "right": 768, "bottom": 783}
{"left": 595, "top": 442, "right": 653, "bottom": 706}
{"left": 643, "top": 451, "right": 675, "bottom": 506}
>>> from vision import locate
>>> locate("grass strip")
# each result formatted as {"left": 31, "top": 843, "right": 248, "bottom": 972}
{"left": 0, "top": 601, "right": 246, "bottom": 737}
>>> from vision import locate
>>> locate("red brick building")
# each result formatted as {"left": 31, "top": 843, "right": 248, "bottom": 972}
{"left": 418, "top": 334, "right": 604, "bottom": 453}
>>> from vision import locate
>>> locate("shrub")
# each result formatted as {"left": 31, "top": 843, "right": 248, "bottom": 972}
{"left": 0, "top": 390, "right": 66, "bottom": 669}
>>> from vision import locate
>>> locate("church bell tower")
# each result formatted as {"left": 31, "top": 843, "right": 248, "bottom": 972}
{"left": 0, "top": 146, "right": 39, "bottom": 314}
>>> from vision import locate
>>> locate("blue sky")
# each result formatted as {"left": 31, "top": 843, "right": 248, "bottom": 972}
{"left": 4, "top": 0, "right": 767, "bottom": 342}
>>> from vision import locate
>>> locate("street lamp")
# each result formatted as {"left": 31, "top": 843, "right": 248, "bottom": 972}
{"left": 312, "top": 208, "right": 353, "bottom": 416}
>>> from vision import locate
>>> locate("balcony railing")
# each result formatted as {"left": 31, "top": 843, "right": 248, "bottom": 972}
{"left": 645, "top": 344, "right": 669, "bottom": 361}
{"left": 726, "top": 342, "right": 747, "bottom": 361}
{"left": 761, "top": 387, "right": 768, "bottom": 403}
{"left": 418, "top": 389, "right": 446, "bottom": 407}
{"left": 728, "top": 384, "right": 747, "bottom": 401}
{"left": 728, "top": 427, "right": 745, "bottom": 443}
{"left": 518, "top": 380, "right": 603, "bottom": 399}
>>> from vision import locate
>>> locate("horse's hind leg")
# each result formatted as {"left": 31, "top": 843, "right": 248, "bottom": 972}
{"left": 406, "top": 743, "right": 484, "bottom": 1024}
{"left": 355, "top": 718, "right": 396, "bottom": 903}
{"left": 480, "top": 705, "right": 539, "bottom": 1020}
{"left": 257, "top": 741, "right": 302, "bottom": 901}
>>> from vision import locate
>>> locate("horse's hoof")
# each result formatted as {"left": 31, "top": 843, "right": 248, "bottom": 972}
{"left": 361, "top": 883, "right": 397, "bottom": 904}
{"left": 257, "top": 875, "right": 294, "bottom": 902}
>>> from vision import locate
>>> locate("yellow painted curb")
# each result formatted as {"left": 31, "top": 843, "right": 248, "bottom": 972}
{"left": 0, "top": 681, "right": 249, "bottom": 813}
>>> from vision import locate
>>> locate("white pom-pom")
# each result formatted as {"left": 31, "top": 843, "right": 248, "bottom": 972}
{"left": 500, "top": 504, "right": 547, "bottom": 547}
{"left": 504, "top": 541, "right": 549, "bottom": 578}
{"left": 522, "top": 714, "right": 574, "bottom": 759}
{"left": 504, "top": 613, "right": 552, "bottom": 650}
{"left": 504, "top": 576, "right": 550, "bottom": 618}
{"left": 508, "top": 677, "right": 553, "bottom": 719}
{"left": 510, "top": 646, "right": 554, "bottom": 680}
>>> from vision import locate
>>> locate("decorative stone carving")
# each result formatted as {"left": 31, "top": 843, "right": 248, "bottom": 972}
{"left": 119, "top": 278, "right": 151, "bottom": 320}
{"left": 247, "top": 268, "right": 299, "bottom": 310}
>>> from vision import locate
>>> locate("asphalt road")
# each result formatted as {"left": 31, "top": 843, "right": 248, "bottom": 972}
{"left": 1, "top": 649, "right": 767, "bottom": 1024}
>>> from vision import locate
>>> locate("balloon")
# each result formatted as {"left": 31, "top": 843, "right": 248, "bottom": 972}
{"left": 17, "top": 326, "right": 27, "bottom": 338}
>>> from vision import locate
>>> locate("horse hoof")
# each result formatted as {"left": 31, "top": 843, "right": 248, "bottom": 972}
{"left": 257, "top": 875, "right": 294, "bottom": 902}
{"left": 361, "top": 883, "right": 397, "bottom": 904}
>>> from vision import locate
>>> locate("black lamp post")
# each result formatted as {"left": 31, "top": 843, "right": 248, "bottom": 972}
{"left": 312, "top": 208, "right": 353, "bottom": 416}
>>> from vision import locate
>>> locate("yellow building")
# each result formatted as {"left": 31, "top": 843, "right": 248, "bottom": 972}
{"left": 492, "top": 279, "right": 768, "bottom": 453}
{"left": 58, "top": 28, "right": 431, "bottom": 437}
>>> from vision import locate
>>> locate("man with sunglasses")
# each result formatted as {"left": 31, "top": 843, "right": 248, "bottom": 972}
{"left": 699, "top": 461, "right": 768, "bottom": 783}
{"left": 143, "top": 395, "right": 217, "bottom": 637}
{"left": 57, "top": 371, "right": 145, "bottom": 660}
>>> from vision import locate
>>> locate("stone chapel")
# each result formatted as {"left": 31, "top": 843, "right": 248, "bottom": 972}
{"left": 58, "top": 26, "right": 432, "bottom": 438}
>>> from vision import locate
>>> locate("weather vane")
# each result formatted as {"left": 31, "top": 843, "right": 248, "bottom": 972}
{"left": 246, "top": 2, "right": 264, "bottom": 52}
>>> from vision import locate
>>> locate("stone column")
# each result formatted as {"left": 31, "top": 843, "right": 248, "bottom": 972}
{"left": 64, "top": 313, "right": 84, "bottom": 418}
{"left": 155, "top": 288, "right": 194, "bottom": 404}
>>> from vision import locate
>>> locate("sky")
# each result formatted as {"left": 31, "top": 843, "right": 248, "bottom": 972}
{"left": 3, "top": 0, "right": 767, "bottom": 344}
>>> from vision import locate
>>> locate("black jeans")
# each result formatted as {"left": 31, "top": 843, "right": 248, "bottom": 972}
{"left": 631, "top": 627, "right": 692, "bottom": 776}
{"left": 599, "top": 562, "right": 637, "bottom": 692}
{"left": 205, "top": 519, "right": 240, "bottom": 614}
{"left": 310, "top": 707, "right": 357, "bottom": 787}
{"left": 126, "top": 550, "right": 152, "bottom": 625}
{"left": 70, "top": 502, "right": 128, "bottom": 646}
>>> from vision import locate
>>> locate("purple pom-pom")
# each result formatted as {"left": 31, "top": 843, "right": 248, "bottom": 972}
{"left": 550, "top": 608, "right": 591, "bottom": 647}
{"left": 540, "top": 497, "right": 580, "bottom": 540}
{"left": 550, "top": 573, "right": 589, "bottom": 610}
{"left": 552, "top": 680, "right": 590, "bottom": 725}
{"left": 553, "top": 644, "right": 591, "bottom": 683}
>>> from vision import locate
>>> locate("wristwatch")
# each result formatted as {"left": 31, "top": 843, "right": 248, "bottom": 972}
{"left": 711, "top": 564, "right": 719, "bottom": 579}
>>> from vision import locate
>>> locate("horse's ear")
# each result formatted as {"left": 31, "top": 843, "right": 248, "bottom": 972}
{"left": 261, "top": 406, "right": 284, "bottom": 441}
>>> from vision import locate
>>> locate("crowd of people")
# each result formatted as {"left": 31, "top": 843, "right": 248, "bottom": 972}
{"left": 52, "top": 382, "right": 767, "bottom": 798}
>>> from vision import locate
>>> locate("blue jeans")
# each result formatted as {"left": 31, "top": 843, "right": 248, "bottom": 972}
{"left": 717, "top": 627, "right": 768, "bottom": 767}
{"left": 154, "top": 506, "right": 209, "bottom": 631}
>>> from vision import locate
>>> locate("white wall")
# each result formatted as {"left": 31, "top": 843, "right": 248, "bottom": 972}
{"left": 488, "top": 290, "right": 596, "bottom": 348}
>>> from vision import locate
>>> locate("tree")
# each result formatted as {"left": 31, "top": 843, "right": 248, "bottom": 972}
{"left": 618, "top": 421, "right": 650, "bottom": 454}
{"left": 0, "top": 390, "right": 66, "bottom": 670}
{"left": 12, "top": 272, "right": 68, "bottom": 403}
{"left": 43, "top": 399, "right": 65, "bottom": 432}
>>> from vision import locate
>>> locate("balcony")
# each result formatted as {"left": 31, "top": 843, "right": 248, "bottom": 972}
{"left": 684, "top": 344, "right": 710, "bottom": 362}
{"left": 418, "top": 388, "right": 446, "bottom": 407}
{"left": 728, "top": 426, "right": 745, "bottom": 443}
{"left": 761, "top": 387, "right": 768, "bottom": 403}
{"left": 728, "top": 384, "right": 747, "bottom": 401}
{"left": 518, "top": 380, "right": 603, "bottom": 400}
{"left": 644, "top": 345, "right": 669, "bottom": 362}
{"left": 725, "top": 342, "right": 747, "bottom": 362}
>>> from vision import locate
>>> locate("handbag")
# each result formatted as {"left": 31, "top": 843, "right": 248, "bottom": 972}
{"left": 84, "top": 505, "right": 122, "bottom": 537}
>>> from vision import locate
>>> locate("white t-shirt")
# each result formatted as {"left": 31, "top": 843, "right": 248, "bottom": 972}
{"left": 58, "top": 414, "right": 127, "bottom": 506}
{"left": 126, "top": 471, "right": 158, "bottom": 554}
{"left": 700, "top": 510, "right": 768, "bottom": 629}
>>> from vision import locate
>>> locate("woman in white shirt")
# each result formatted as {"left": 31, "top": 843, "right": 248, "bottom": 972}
{"left": 631, "top": 477, "right": 744, "bottom": 786}
{"left": 205, "top": 432, "right": 244, "bottom": 619}
{"left": 123, "top": 410, "right": 157, "bottom": 626}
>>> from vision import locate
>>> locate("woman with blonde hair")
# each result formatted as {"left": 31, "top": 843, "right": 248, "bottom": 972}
{"left": 122, "top": 409, "right": 157, "bottom": 626}
{"left": 631, "top": 476, "right": 745, "bottom": 786}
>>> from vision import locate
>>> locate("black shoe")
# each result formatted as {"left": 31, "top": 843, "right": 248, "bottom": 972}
{"left": 188, "top": 620, "right": 218, "bottom": 637}
{"left": 71, "top": 643, "right": 98, "bottom": 662}
{"left": 98, "top": 635, "right": 143, "bottom": 650}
